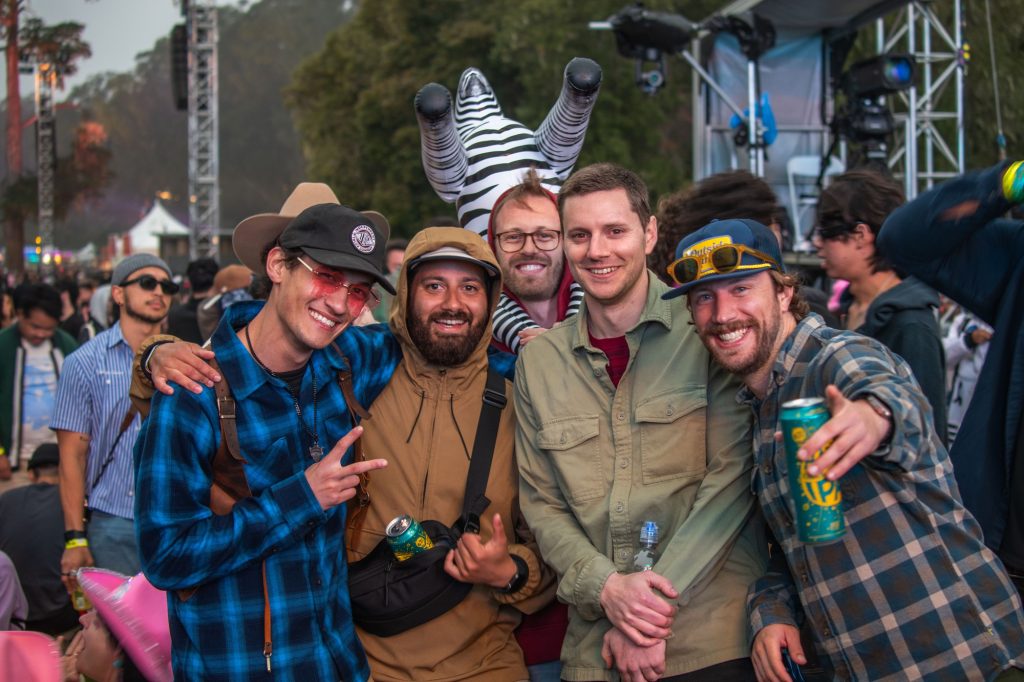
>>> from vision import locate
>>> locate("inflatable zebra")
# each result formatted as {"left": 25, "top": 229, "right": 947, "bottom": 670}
{"left": 414, "top": 57, "right": 601, "bottom": 351}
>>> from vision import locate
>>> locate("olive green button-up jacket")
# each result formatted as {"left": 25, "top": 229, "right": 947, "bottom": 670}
{"left": 514, "top": 274, "right": 766, "bottom": 681}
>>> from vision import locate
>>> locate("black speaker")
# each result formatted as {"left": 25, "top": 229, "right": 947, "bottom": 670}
{"left": 170, "top": 24, "right": 188, "bottom": 111}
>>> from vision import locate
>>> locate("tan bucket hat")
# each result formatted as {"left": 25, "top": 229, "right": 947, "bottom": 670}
{"left": 232, "top": 182, "right": 390, "bottom": 273}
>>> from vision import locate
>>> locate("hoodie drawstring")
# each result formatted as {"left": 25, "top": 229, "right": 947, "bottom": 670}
{"left": 450, "top": 394, "right": 470, "bottom": 460}
{"left": 406, "top": 390, "right": 426, "bottom": 444}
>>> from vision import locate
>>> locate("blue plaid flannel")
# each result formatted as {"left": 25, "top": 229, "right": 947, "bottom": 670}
{"left": 134, "top": 301, "right": 401, "bottom": 681}
{"left": 745, "top": 314, "right": 1024, "bottom": 680}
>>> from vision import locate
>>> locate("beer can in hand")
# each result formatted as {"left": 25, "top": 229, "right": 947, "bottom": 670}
{"left": 386, "top": 514, "right": 435, "bottom": 562}
{"left": 781, "top": 398, "right": 846, "bottom": 544}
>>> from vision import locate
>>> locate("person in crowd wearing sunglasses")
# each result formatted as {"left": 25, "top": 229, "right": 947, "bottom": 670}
{"left": 812, "top": 169, "right": 947, "bottom": 443}
{"left": 487, "top": 169, "right": 584, "bottom": 354}
{"left": 515, "top": 163, "right": 765, "bottom": 682}
{"left": 131, "top": 186, "right": 403, "bottom": 680}
{"left": 52, "top": 254, "right": 178, "bottom": 590}
{"left": 671, "top": 217, "right": 1024, "bottom": 681}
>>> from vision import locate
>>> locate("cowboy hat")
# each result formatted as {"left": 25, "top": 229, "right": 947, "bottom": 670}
{"left": 232, "top": 182, "right": 390, "bottom": 274}
{"left": 77, "top": 569, "right": 172, "bottom": 682}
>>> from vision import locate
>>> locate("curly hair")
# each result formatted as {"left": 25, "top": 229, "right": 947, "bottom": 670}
{"left": 654, "top": 170, "right": 779, "bottom": 283}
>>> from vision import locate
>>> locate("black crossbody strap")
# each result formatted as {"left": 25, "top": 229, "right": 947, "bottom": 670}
{"left": 458, "top": 366, "right": 507, "bottom": 534}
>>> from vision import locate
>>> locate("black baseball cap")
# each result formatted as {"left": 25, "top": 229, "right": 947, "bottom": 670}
{"left": 28, "top": 443, "right": 59, "bottom": 470}
{"left": 279, "top": 203, "right": 396, "bottom": 294}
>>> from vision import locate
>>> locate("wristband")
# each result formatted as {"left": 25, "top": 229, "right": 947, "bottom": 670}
{"left": 63, "top": 530, "right": 87, "bottom": 542}
{"left": 1003, "top": 161, "right": 1024, "bottom": 203}
{"left": 141, "top": 340, "right": 171, "bottom": 382}
{"left": 65, "top": 538, "right": 89, "bottom": 550}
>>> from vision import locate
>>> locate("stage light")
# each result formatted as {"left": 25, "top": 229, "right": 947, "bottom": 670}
{"left": 841, "top": 54, "right": 916, "bottom": 99}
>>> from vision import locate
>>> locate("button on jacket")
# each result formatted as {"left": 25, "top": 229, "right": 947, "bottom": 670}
{"left": 515, "top": 274, "right": 766, "bottom": 681}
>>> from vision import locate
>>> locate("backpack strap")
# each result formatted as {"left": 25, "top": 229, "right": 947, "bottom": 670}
{"left": 178, "top": 352, "right": 274, "bottom": 672}
{"left": 331, "top": 343, "right": 374, "bottom": 547}
{"left": 457, "top": 366, "right": 507, "bottom": 534}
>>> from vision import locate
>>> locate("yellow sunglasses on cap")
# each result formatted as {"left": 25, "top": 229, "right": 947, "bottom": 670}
{"left": 667, "top": 243, "right": 780, "bottom": 287}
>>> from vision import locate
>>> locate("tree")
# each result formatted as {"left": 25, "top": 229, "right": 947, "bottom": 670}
{"left": 1, "top": 0, "right": 24, "bottom": 275}
{"left": 287, "top": 0, "right": 706, "bottom": 236}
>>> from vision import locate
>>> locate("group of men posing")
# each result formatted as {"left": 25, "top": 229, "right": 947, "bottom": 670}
{"left": 129, "top": 161, "right": 1024, "bottom": 681}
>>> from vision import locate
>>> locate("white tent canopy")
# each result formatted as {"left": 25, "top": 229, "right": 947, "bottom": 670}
{"left": 124, "top": 199, "right": 189, "bottom": 255}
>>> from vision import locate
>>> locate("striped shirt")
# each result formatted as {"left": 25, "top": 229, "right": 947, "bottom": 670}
{"left": 745, "top": 314, "right": 1024, "bottom": 680}
{"left": 134, "top": 301, "right": 402, "bottom": 682}
{"left": 50, "top": 322, "right": 138, "bottom": 520}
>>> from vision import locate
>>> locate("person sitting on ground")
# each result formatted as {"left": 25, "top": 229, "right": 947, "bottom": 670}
{"left": 72, "top": 568, "right": 172, "bottom": 682}
{"left": 0, "top": 444, "right": 79, "bottom": 635}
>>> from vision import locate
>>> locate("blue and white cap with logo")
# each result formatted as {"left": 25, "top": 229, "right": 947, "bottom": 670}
{"left": 662, "top": 218, "right": 785, "bottom": 300}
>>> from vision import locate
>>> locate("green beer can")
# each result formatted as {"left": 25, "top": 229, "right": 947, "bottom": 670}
{"left": 780, "top": 398, "right": 846, "bottom": 544}
{"left": 386, "top": 514, "right": 435, "bottom": 562}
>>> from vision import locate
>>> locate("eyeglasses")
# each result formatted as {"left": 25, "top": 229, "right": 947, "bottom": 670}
{"left": 296, "top": 257, "right": 380, "bottom": 310}
{"left": 668, "top": 244, "right": 779, "bottom": 287}
{"left": 812, "top": 221, "right": 865, "bottom": 241}
{"left": 120, "top": 275, "right": 180, "bottom": 295}
{"left": 495, "top": 229, "right": 561, "bottom": 253}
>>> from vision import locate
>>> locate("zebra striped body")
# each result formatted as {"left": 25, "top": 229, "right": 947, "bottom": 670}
{"left": 414, "top": 58, "right": 600, "bottom": 352}
{"left": 415, "top": 57, "right": 602, "bottom": 238}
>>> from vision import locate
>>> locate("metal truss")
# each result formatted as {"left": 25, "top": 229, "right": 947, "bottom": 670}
{"left": 34, "top": 63, "right": 57, "bottom": 252}
{"left": 877, "top": 0, "right": 966, "bottom": 199}
{"left": 187, "top": 0, "right": 220, "bottom": 259}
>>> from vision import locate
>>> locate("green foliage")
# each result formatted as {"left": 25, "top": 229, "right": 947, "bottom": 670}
{"left": 288, "top": 0, "right": 705, "bottom": 236}
{"left": 50, "top": 0, "right": 354, "bottom": 250}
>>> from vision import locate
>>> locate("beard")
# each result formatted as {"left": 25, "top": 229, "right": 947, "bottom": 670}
{"left": 503, "top": 254, "right": 563, "bottom": 302}
{"left": 699, "top": 314, "right": 781, "bottom": 377}
{"left": 407, "top": 309, "right": 488, "bottom": 367}
{"left": 123, "top": 296, "right": 168, "bottom": 325}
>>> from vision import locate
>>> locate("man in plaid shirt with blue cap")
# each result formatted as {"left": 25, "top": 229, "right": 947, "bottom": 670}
{"left": 666, "top": 217, "right": 1024, "bottom": 681}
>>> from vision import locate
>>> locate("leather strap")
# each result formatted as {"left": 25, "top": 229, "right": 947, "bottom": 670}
{"left": 176, "top": 353, "right": 272, "bottom": 671}
{"left": 331, "top": 343, "right": 374, "bottom": 547}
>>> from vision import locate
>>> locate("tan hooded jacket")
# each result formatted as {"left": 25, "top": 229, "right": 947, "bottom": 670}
{"left": 346, "top": 226, "right": 555, "bottom": 681}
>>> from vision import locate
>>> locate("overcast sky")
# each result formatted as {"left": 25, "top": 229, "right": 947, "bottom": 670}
{"left": 4, "top": 0, "right": 243, "bottom": 98}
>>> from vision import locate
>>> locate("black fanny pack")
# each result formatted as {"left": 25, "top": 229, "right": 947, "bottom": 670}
{"left": 347, "top": 368, "right": 506, "bottom": 637}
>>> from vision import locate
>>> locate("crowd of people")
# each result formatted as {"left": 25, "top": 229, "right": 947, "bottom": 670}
{"left": 0, "top": 159, "right": 1021, "bottom": 682}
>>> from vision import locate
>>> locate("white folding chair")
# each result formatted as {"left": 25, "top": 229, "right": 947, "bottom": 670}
{"left": 787, "top": 155, "right": 845, "bottom": 250}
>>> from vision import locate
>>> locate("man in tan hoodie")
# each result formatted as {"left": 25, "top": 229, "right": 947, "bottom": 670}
{"left": 348, "top": 226, "right": 555, "bottom": 681}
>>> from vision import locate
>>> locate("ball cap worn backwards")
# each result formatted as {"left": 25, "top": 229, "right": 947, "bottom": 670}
{"left": 233, "top": 182, "right": 396, "bottom": 294}
{"left": 662, "top": 218, "right": 785, "bottom": 300}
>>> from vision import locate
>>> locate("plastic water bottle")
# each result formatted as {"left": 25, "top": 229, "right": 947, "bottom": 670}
{"left": 632, "top": 521, "right": 659, "bottom": 572}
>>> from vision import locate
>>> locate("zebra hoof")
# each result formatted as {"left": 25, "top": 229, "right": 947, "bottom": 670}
{"left": 566, "top": 57, "right": 602, "bottom": 94}
{"left": 415, "top": 83, "right": 451, "bottom": 120}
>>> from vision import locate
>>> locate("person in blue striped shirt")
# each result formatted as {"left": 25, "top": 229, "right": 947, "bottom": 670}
{"left": 133, "top": 186, "right": 403, "bottom": 681}
{"left": 53, "top": 253, "right": 177, "bottom": 591}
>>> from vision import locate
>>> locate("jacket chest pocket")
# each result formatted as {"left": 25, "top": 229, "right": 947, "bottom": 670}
{"left": 635, "top": 389, "right": 707, "bottom": 484}
{"left": 537, "top": 416, "right": 604, "bottom": 505}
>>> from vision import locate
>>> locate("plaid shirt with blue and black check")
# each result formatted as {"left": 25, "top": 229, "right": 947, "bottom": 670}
{"left": 744, "top": 314, "right": 1024, "bottom": 680}
{"left": 134, "top": 301, "right": 402, "bottom": 682}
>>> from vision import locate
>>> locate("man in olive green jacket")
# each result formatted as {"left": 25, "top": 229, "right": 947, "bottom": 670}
{"left": 515, "top": 163, "right": 765, "bottom": 682}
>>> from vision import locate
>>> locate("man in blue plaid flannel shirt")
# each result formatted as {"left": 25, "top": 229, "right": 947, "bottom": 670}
{"left": 134, "top": 186, "right": 402, "bottom": 681}
{"left": 665, "top": 217, "right": 1024, "bottom": 681}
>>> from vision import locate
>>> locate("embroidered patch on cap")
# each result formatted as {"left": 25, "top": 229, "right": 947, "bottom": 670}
{"left": 351, "top": 225, "right": 376, "bottom": 254}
